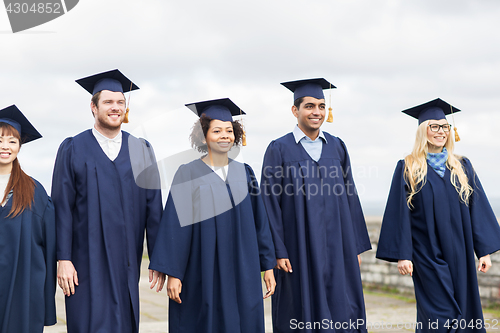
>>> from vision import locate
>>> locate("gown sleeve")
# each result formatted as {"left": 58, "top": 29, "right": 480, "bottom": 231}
{"left": 42, "top": 197, "right": 57, "bottom": 326}
{"left": 148, "top": 166, "right": 193, "bottom": 280}
{"left": 376, "top": 160, "right": 413, "bottom": 262}
{"left": 462, "top": 158, "right": 500, "bottom": 258}
{"left": 51, "top": 138, "right": 76, "bottom": 261}
{"left": 260, "top": 141, "right": 288, "bottom": 259}
{"left": 338, "top": 138, "right": 372, "bottom": 254}
{"left": 246, "top": 164, "right": 276, "bottom": 271}
{"left": 140, "top": 140, "right": 163, "bottom": 258}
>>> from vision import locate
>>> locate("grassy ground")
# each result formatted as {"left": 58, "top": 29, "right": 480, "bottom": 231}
{"left": 363, "top": 284, "right": 416, "bottom": 303}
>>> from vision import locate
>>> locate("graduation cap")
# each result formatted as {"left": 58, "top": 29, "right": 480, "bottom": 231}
{"left": 76, "top": 69, "right": 139, "bottom": 95}
{"left": 0, "top": 105, "right": 42, "bottom": 143}
{"left": 281, "top": 78, "right": 335, "bottom": 101}
{"left": 186, "top": 98, "right": 247, "bottom": 145}
{"left": 281, "top": 78, "right": 336, "bottom": 123}
{"left": 402, "top": 98, "right": 461, "bottom": 142}
{"left": 185, "top": 98, "right": 246, "bottom": 122}
{"left": 76, "top": 69, "right": 139, "bottom": 123}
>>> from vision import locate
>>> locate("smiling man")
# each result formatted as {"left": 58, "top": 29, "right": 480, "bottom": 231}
{"left": 51, "top": 69, "right": 164, "bottom": 333}
{"left": 260, "top": 78, "right": 372, "bottom": 333}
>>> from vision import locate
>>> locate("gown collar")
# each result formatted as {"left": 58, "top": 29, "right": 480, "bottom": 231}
{"left": 292, "top": 125, "right": 327, "bottom": 144}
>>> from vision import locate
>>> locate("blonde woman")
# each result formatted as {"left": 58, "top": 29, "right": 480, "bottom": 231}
{"left": 376, "top": 98, "right": 500, "bottom": 333}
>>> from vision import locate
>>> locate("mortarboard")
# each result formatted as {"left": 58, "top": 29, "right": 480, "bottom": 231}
{"left": 0, "top": 105, "right": 42, "bottom": 143}
{"left": 185, "top": 98, "right": 246, "bottom": 122}
{"left": 76, "top": 69, "right": 139, "bottom": 95}
{"left": 281, "top": 78, "right": 335, "bottom": 101}
{"left": 402, "top": 98, "right": 461, "bottom": 141}
{"left": 402, "top": 98, "right": 460, "bottom": 124}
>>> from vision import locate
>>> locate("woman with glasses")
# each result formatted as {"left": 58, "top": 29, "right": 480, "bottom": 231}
{"left": 376, "top": 98, "right": 500, "bottom": 333}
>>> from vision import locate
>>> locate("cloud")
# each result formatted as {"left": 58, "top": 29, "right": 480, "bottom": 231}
{"left": 1, "top": 0, "right": 500, "bottom": 215}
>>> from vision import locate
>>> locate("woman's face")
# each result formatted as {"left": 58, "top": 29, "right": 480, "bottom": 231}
{"left": 204, "top": 119, "right": 235, "bottom": 155}
{"left": 0, "top": 134, "right": 20, "bottom": 167}
{"left": 426, "top": 119, "right": 450, "bottom": 152}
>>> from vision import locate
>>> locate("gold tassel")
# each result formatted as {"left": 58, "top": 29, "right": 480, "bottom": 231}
{"left": 123, "top": 108, "right": 129, "bottom": 123}
{"left": 123, "top": 81, "right": 132, "bottom": 124}
{"left": 449, "top": 104, "right": 459, "bottom": 142}
{"left": 326, "top": 83, "right": 333, "bottom": 123}
{"left": 454, "top": 127, "right": 460, "bottom": 142}
{"left": 326, "top": 107, "right": 333, "bottom": 123}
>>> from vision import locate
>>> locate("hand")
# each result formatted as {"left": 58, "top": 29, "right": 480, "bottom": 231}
{"left": 149, "top": 269, "right": 166, "bottom": 292}
{"left": 397, "top": 260, "right": 413, "bottom": 276}
{"left": 478, "top": 255, "right": 492, "bottom": 273}
{"left": 275, "top": 258, "right": 293, "bottom": 273}
{"left": 167, "top": 276, "right": 182, "bottom": 304}
{"left": 358, "top": 255, "right": 362, "bottom": 268}
{"left": 57, "top": 260, "right": 79, "bottom": 296}
{"left": 263, "top": 269, "right": 276, "bottom": 299}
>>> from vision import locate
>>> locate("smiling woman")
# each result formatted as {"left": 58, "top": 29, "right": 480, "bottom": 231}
{"left": 426, "top": 119, "right": 451, "bottom": 153}
{"left": 0, "top": 125, "right": 20, "bottom": 170}
{"left": 190, "top": 114, "right": 244, "bottom": 154}
{"left": 377, "top": 98, "right": 500, "bottom": 333}
{"left": 0, "top": 122, "right": 29, "bottom": 211}
{"left": 149, "top": 98, "right": 276, "bottom": 333}
{"left": 0, "top": 105, "right": 56, "bottom": 333}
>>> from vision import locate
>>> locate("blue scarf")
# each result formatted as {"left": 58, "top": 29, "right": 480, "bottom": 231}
{"left": 427, "top": 147, "right": 448, "bottom": 178}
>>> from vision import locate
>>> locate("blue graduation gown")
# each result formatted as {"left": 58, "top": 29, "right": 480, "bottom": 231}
{"left": 376, "top": 158, "right": 500, "bottom": 333}
{"left": 0, "top": 180, "right": 56, "bottom": 333}
{"left": 51, "top": 130, "right": 162, "bottom": 333}
{"left": 260, "top": 133, "right": 371, "bottom": 333}
{"left": 149, "top": 159, "right": 276, "bottom": 333}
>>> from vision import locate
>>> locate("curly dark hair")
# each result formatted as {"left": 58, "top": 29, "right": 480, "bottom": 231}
{"left": 190, "top": 114, "right": 244, "bottom": 153}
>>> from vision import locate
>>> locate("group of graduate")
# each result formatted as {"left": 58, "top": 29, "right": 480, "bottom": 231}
{"left": 0, "top": 69, "right": 499, "bottom": 333}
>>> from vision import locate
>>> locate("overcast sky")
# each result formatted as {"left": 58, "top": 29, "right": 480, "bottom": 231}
{"left": 1, "top": 0, "right": 500, "bottom": 216}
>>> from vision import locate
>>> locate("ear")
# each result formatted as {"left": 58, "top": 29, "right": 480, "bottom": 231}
{"left": 90, "top": 102, "right": 97, "bottom": 117}
{"left": 291, "top": 105, "right": 299, "bottom": 118}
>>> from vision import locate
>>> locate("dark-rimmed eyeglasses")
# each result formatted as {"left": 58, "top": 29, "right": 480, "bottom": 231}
{"left": 428, "top": 124, "right": 452, "bottom": 132}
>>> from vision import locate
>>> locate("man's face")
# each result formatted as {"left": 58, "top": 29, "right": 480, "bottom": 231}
{"left": 91, "top": 90, "right": 126, "bottom": 131}
{"left": 292, "top": 96, "right": 326, "bottom": 134}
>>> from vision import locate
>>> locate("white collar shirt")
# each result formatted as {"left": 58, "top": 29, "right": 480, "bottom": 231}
{"left": 292, "top": 125, "right": 327, "bottom": 162}
{"left": 92, "top": 127, "right": 122, "bottom": 161}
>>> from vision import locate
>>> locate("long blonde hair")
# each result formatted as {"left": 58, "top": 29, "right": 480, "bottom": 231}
{"left": 404, "top": 120, "right": 472, "bottom": 208}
